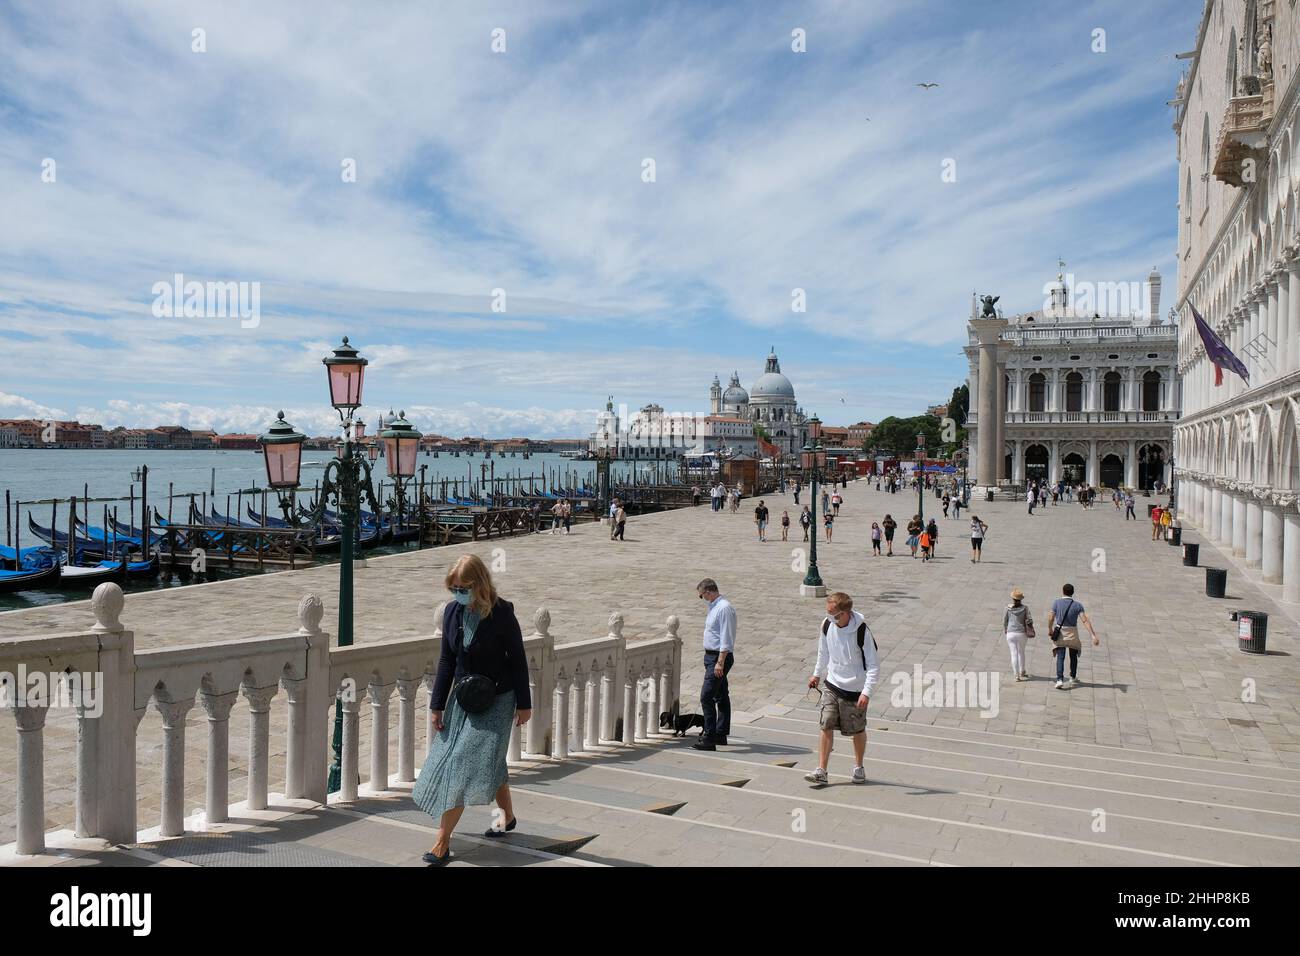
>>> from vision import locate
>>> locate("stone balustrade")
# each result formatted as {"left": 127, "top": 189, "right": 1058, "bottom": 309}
{"left": 0, "top": 584, "right": 682, "bottom": 856}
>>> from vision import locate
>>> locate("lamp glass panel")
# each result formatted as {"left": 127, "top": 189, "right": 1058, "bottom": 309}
{"left": 264, "top": 442, "right": 302, "bottom": 489}
{"left": 327, "top": 363, "right": 365, "bottom": 409}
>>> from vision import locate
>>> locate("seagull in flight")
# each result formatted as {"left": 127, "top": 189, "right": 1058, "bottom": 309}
{"left": 917, "top": 82, "right": 939, "bottom": 89}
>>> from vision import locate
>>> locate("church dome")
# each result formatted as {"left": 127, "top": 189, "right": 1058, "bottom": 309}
{"left": 722, "top": 371, "right": 749, "bottom": 405}
{"left": 750, "top": 349, "right": 795, "bottom": 400}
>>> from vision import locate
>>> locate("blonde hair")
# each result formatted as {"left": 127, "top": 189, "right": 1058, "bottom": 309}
{"left": 827, "top": 591, "right": 853, "bottom": 613}
{"left": 445, "top": 554, "right": 498, "bottom": 617}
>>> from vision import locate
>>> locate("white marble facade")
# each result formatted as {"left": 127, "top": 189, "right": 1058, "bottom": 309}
{"left": 1171, "top": 0, "right": 1300, "bottom": 605}
{"left": 965, "top": 275, "right": 1179, "bottom": 492}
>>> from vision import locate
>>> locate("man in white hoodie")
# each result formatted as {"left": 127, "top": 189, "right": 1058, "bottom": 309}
{"left": 805, "top": 592, "right": 879, "bottom": 785}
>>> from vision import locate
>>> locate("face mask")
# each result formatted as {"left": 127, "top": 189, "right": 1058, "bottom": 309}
{"left": 452, "top": 588, "right": 472, "bottom": 606}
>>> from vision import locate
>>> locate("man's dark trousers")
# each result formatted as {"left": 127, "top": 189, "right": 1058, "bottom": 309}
{"left": 701, "top": 651, "right": 734, "bottom": 740}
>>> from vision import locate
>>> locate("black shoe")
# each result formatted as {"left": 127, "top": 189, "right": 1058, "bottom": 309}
{"left": 484, "top": 816, "right": 517, "bottom": 838}
{"left": 713, "top": 736, "right": 729, "bottom": 746}
{"left": 692, "top": 738, "right": 716, "bottom": 751}
{"left": 422, "top": 848, "right": 452, "bottom": 866}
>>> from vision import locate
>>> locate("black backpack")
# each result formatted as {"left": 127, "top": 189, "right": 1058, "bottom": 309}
{"left": 821, "top": 617, "right": 878, "bottom": 663}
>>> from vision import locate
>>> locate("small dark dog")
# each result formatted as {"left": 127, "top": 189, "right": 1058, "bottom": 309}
{"left": 660, "top": 711, "right": 705, "bottom": 737}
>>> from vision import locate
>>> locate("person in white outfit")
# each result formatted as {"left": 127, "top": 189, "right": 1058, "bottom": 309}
{"left": 1003, "top": 587, "right": 1033, "bottom": 681}
{"left": 805, "top": 592, "right": 879, "bottom": 785}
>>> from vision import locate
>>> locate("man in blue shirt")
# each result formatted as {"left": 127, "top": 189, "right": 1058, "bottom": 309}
{"left": 1047, "top": 582, "right": 1100, "bottom": 689}
{"left": 694, "top": 578, "right": 736, "bottom": 750}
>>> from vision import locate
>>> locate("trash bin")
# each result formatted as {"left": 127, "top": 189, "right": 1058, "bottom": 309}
{"left": 1237, "top": 611, "right": 1268, "bottom": 654}
{"left": 986, "top": 489, "right": 994, "bottom": 502}
{"left": 1182, "top": 542, "right": 1199, "bottom": 566}
{"left": 1169, "top": 527, "right": 1182, "bottom": 546}
{"left": 1205, "top": 567, "right": 1227, "bottom": 598}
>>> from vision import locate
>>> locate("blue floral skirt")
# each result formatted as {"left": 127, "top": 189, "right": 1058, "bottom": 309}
{"left": 412, "top": 690, "right": 515, "bottom": 819}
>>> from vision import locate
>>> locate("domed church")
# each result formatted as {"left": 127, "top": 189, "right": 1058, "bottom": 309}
{"left": 709, "top": 348, "right": 809, "bottom": 456}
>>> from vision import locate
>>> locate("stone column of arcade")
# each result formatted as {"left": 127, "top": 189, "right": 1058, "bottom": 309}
{"left": 970, "top": 316, "right": 1007, "bottom": 495}
{"left": 996, "top": 362, "right": 1007, "bottom": 482}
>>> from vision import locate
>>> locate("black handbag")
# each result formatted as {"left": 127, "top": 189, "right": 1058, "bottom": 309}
{"left": 452, "top": 609, "right": 496, "bottom": 714}
{"left": 454, "top": 674, "right": 496, "bottom": 714}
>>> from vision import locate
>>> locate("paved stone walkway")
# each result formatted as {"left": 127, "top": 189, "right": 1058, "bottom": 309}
{"left": 2, "top": 480, "right": 1298, "bottom": 854}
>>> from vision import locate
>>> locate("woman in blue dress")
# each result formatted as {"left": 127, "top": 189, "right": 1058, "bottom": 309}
{"left": 413, "top": 553, "right": 532, "bottom": 865}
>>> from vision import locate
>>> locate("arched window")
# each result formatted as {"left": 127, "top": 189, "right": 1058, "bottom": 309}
{"left": 1185, "top": 168, "right": 1193, "bottom": 219}
{"left": 1143, "top": 370, "right": 1162, "bottom": 411}
{"left": 1066, "top": 371, "right": 1084, "bottom": 412}
{"left": 1104, "top": 371, "right": 1122, "bottom": 411}
{"left": 1028, "top": 373, "right": 1046, "bottom": 412}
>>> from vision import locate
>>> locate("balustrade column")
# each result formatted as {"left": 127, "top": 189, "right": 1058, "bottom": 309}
{"left": 244, "top": 684, "right": 277, "bottom": 810}
{"left": 1232, "top": 494, "right": 1247, "bottom": 557}
{"left": 199, "top": 690, "right": 238, "bottom": 825}
{"left": 369, "top": 681, "right": 394, "bottom": 792}
{"left": 584, "top": 667, "right": 601, "bottom": 750}
{"left": 74, "top": 700, "right": 98, "bottom": 839}
{"left": 525, "top": 669, "right": 543, "bottom": 755}
{"left": 14, "top": 703, "right": 50, "bottom": 855}
{"left": 658, "top": 668, "right": 672, "bottom": 729}
{"left": 1245, "top": 496, "right": 1264, "bottom": 568}
{"left": 645, "top": 670, "right": 660, "bottom": 737}
{"left": 570, "top": 669, "right": 586, "bottom": 754}
{"left": 600, "top": 668, "right": 615, "bottom": 742}
{"left": 552, "top": 675, "right": 569, "bottom": 759}
{"left": 281, "top": 677, "right": 308, "bottom": 799}
{"left": 396, "top": 678, "right": 420, "bottom": 784}
{"left": 155, "top": 693, "right": 194, "bottom": 838}
{"left": 634, "top": 677, "right": 647, "bottom": 740}
{"left": 622, "top": 674, "right": 636, "bottom": 744}
{"left": 423, "top": 675, "right": 437, "bottom": 758}
{"left": 339, "top": 684, "right": 366, "bottom": 802}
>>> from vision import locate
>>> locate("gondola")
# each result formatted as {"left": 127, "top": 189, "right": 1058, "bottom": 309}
{"left": 59, "top": 554, "right": 159, "bottom": 588}
{"left": 27, "top": 515, "right": 106, "bottom": 558}
{"left": 0, "top": 561, "right": 62, "bottom": 593}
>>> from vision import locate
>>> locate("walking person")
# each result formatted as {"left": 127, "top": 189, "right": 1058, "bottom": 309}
{"left": 969, "top": 515, "right": 987, "bottom": 563}
{"left": 609, "top": 497, "right": 619, "bottom": 539}
{"left": 821, "top": 488, "right": 830, "bottom": 515}
{"left": 1003, "top": 587, "right": 1034, "bottom": 681}
{"left": 754, "top": 499, "right": 769, "bottom": 542}
{"left": 692, "top": 485, "right": 701, "bottom": 507}
{"left": 942, "top": 493, "right": 950, "bottom": 518}
{"left": 906, "top": 515, "right": 922, "bottom": 558}
{"left": 793, "top": 482, "right": 800, "bottom": 506}
{"left": 870, "top": 521, "right": 882, "bottom": 556}
{"left": 831, "top": 490, "right": 842, "bottom": 516}
{"left": 823, "top": 509, "right": 834, "bottom": 543}
{"left": 805, "top": 592, "right": 879, "bottom": 785}
{"left": 1151, "top": 503, "right": 1163, "bottom": 541}
{"left": 1046, "top": 582, "right": 1100, "bottom": 689}
{"left": 1124, "top": 491, "right": 1136, "bottom": 520}
{"left": 562, "top": 499, "right": 573, "bottom": 534}
{"left": 550, "top": 500, "right": 563, "bottom": 534}
{"left": 919, "top": 526, "right": 932, "bottom": 562}
{"left": 693, "top": 579, "right": 735, "bottom": 750}
{"left": 1160, "top": 506, "right": 1173, "bottom": 541}
{"left": 414, "top": 554, "right": 532, "bottom": 865}
{"left": 1027, "top": 486, "right": 1035, "bottom": 515}
{"left": 882, "top": 514, "right": 897, "bottom": 555}
{"left": 925, "top": 517, "right": 939, "bottom": 557}
{"left": 951, "top": 494, "right": 962, "bottom": 520}
{"left": 613, "top": 501, "right": 627, "bottom": 541}
{"left": 781, "top": 509, "right": 790, "bottom": 541}
{"left": 800, "top": 505, "right": 812, "bottom": 541}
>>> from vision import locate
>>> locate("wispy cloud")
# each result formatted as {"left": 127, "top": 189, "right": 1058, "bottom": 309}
{"left": 0, "top": 0, "right": 1196, "bottom": 434}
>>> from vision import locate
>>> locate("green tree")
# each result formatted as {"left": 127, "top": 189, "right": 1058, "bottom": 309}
{"left": 948, "top": 383, "right": 969, "bottom": 427}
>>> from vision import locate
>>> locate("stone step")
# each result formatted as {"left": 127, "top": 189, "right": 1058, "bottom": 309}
{"left": 584, "top": 742, "right": 1264, "bottom": 866}
{"left": 660, "top": 723, "right": 1300, "bottom": 862}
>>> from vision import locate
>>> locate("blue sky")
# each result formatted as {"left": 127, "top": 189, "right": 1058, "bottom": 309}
{"left": 0, "top": 0, "right": 1200, "bottom": 438}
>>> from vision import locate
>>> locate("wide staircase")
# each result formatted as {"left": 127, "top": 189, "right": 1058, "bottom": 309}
{"left": 31, "top": 699, "right": 1300, "bottom": 868}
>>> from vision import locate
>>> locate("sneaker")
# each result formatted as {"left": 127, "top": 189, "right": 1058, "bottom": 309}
{"left": 1054, "top": 679, "right": 1064, "bottom": 689}
{"left": 804, "top": 767, "right": 828, "bottom": 784}
{"left": 1020, "top": 671, "right": 1029, "bottom": 679}
{"left": 1014, "top": 674, "right": 1025, "bottom": 682}
{"left": 1067, "top": 677, "right": 1081, "bottom": 688}
{"left": 851, "top": 767, "right": 867, "bottom": 784}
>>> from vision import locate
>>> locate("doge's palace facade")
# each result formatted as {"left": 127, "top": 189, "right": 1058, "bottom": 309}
{"left": 1172, "top": 0, "right": 1300, "bottom": 606}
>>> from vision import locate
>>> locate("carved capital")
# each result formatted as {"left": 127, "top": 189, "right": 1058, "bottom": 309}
{"left": 241, "top": 683, "right": 278, "bottom": 714}
{"left": 153, "top": 693, "right": 195, "bottom": 730}
{"left": 199, "top": 689, "right": 239, "bottom": 722}
{"left": 396, "top": 677, "right": 421, "bottom": 702}
{"left": 12, "top": 703, "right": 49, "bottom": 733}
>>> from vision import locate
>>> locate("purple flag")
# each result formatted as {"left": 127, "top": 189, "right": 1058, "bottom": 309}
{"left": 1190, "top": 302, "right": 1249, "bottom": 386}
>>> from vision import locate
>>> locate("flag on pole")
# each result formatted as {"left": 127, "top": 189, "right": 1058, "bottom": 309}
{"left": 1190, "top": 302, "right": 1249, "bottom": 386}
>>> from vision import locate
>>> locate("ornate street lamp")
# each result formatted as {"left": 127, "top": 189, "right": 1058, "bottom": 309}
{"left": 366, "top": 440, "right": 380, "bottom": 463}
{"left": 916, "top": 433, "right": 926, "bottom": 522}
{"left": 380, "top": 410, "right": 423, "bottom": 530}
{"left": 259, "top": 338, "right": 399, "bottom": 794}
{"left": 800, "top": 415, "right": 827, "bottom": 597}
{"left": 259, "top": 412, "right": 306, "bottom": 522}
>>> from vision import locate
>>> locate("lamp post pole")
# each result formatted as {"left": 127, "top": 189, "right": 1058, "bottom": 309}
{"left": 800, "top": 415, "right": 826, "bottom": 597}
{"left": 916, "top": 433, "right": 926, "bottom": 523}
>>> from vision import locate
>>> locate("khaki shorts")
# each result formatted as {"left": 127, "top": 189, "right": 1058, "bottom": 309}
{"left": 820, "top": 685, "right": 867, "bottom": 736}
